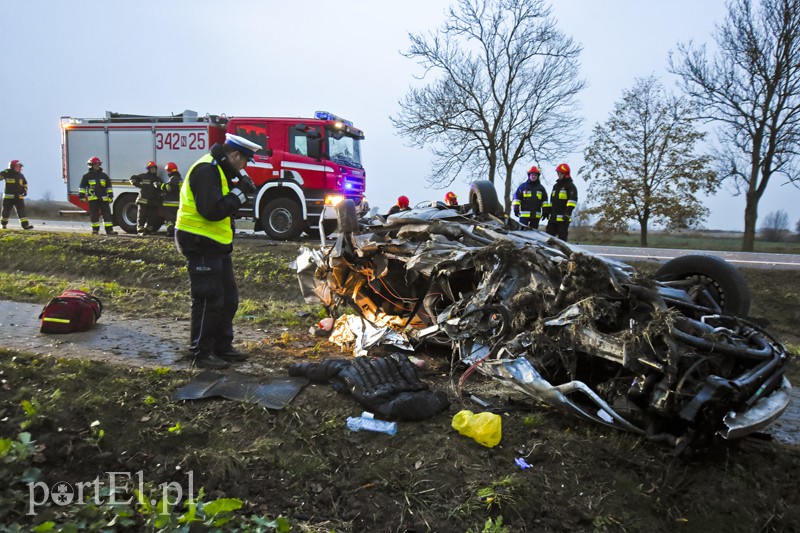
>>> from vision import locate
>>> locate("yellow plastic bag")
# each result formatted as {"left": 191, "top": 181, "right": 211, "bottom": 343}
{"left": 451, "top": 410, "right": 502, "bottom": 448}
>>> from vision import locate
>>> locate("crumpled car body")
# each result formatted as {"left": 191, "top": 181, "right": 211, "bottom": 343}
{"left": 296, "top": 185, "right": 792, "bottom": 450}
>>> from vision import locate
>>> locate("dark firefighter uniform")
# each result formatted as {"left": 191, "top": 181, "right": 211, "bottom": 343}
{"left": 79, "top": 165, "right": 117, "bottom": 235}
{"left": 159, "top": 165, "right": 182, "bottom": 237}
{"left": 544, "top": 165, "right": 578, "bottom": 241}
{"left": 512, "top": 172, "right": 548, "bottom": 229}
{"left": 175, "top": 135, "right": 260, "bottom": 369}
{"left": 1, "top": 162, "right": 33, "bottom": 229}
{"left": 130, "top": 164, "right": 163, "bottom": 235}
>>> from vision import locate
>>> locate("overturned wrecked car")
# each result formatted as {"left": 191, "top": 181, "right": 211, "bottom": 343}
{"left": 296, "top": 181, "right": 792, "bottom": 452}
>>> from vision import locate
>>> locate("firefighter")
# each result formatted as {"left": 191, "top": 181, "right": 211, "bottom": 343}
{"left": 444, "top": 191, "right": 459, "bottom": 207}
{"left": 387, "top": 195, "right": 411, "bottom": 215}
{"left": 0, "top": 160, "right": 33, "bottom": 230}
{"left": 159, "top": 162, "right": 182, "bottom": 238}
{"left": 175, "top": 133, "right": 261, "bottom": 369}
{"left": 544, "top": 163, "right": 578, "bottom": 241}
{"left": 130, "top": 161, "right": 163, "bottom": 235}
{"left": 512, "top": 165, "right": 548, "bottom": 229}
{"left": 79, "top": 157, "right": 117, "bottom": 235}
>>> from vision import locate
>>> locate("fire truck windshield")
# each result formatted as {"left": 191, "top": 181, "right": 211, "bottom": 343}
{"left": 328, "top": 134, "right": 363, "bottom": 169}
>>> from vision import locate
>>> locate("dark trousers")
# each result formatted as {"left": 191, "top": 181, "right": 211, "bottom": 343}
{"left": 163, "top": 206, "right": 178, "bottom": 236}
{"left": 88, "top": 200, "right": 114, "bottom": 232}
{"left": 137, "top": 203, "right": 161, "bottom": 233}
{"left": 1, "top": 198, "right": 28, "bottom": 225}
{"left": 186, "top": 253, "right": 238, "bottom": 355}
{"left": 546, "top": 219, "right": 570, "bottom": 241}
{"left": 521, "top": 216, "right": 541, "bottom": 230}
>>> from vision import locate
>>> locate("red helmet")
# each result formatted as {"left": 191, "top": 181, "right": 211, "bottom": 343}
{"left": 397, "top": 195, "right": 410, "bottom": 209}
{"left": 527, "top": 166, "right": 541, "bottom": 177}
{"left": 9, "top": 159, "right": 22, "bottom": 169}
{"left": 146, "top": 160, "right": 157, "bottom": 169}
{"left": 444, "top": 191, "right": 458, "bottom": 205}
{"left": 165, "top": 162, "right": 178, "bottom": 173}
{"left": 556, "top": 163, "right": 571, "bottom": 176}
{"left": 87, "top": 156, "right": 102, "bottom": 166}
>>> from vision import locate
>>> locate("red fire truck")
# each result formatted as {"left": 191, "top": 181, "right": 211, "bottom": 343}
{"left": 61, "top": 110, "right": 366, "bottom": 239}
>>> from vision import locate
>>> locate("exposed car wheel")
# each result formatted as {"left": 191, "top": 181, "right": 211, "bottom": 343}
{"left": 654, "top": 254, "right": 751, "bottom": 316}
{"left": 469, "top": 180, "right": 502, "bottom": 216}
{"left": 261, "top": 198, "right": 303, "bottom": 240}
{"left": 113, "top": 194, "right": 138, "bottom": 234}
{"left": 337, "top": 199, "right": 358, "bottom": 233}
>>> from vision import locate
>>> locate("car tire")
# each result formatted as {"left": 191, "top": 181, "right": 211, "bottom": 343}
{"left": 337, "top": 199, "right": 358, "bottom": 233}
{"left": 261, "top": 198, "right": 303, "bottom": 240}
{"left": 113, "top": 194, "right": 138, "bottom": 234}
{"left": 469, "top": 180, "right": 502, "bottom": 216}
{"left": 653, "top": 254, "right": 751, "bottom": 316}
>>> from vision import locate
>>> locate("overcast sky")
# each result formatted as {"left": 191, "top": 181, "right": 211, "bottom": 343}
{"left": 2, "top": 0, "right": 797, "bottom": 231}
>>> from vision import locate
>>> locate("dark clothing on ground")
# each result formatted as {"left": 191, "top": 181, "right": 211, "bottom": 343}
{"left": 513, "top": 178, "right": 548, "bottom": 229}
{"left": 130, "top": 171, "right": 163, "bottom": 234}
{"left": 78, "top": 169, "right": 115, "bottom": 234}
{"left": 545, "top": 177, "right": 578, "bottom": 241}
{"left": 175, "top": 143, "right": 246, "bottom": 357}
{"left": 1, "top": 169, "right": 31, "bottom": 228}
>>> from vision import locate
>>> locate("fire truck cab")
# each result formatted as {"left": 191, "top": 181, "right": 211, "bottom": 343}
{"left": 61, "top": 110, "right": 366, "bottom": 239}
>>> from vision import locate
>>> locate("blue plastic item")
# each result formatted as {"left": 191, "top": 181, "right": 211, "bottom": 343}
{"left": 346, "top": 411, "right": 397, "bottom": 436}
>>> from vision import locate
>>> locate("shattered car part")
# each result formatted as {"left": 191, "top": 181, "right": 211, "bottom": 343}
{"left": 296, "top": 183, "right": 792, "bottom": 450}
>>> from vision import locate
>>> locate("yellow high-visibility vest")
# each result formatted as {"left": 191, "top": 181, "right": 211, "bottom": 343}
{"left": 175, "top": 154, "right": 233, "bottom": 244}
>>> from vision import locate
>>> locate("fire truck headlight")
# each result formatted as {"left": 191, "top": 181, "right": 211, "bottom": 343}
{"left": 325, "top": 194, "right": 345, "bottom": 207}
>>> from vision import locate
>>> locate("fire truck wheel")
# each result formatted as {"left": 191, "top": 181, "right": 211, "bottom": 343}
{"left": 114, "top": 194, "right": 139, "bottom": 234}
{"left": 261, "top": 198, "right": 303, "bottom": 240}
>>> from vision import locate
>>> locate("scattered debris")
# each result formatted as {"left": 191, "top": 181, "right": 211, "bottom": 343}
{"left": 173, "top": 371, "right": 308, "bottom": 410}
{"left": 289, "top": 353, "right": 449, "bottom": 421}
{"left": 452, "top": 410, "right": 502, "bottom": 448}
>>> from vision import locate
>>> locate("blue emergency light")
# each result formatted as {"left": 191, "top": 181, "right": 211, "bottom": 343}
{"left": 314, "top": 111, "right": 353, "bottom": 127}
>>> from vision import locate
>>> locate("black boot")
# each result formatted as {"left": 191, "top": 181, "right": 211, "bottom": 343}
{"left": 215, "top": 349, "right": 249, "bottom": 362}
{"left": 193, "top": 352, "right": 229, "bottom": 369}
{"left": 22, "top": 223, "right": 33, "bottom": 230}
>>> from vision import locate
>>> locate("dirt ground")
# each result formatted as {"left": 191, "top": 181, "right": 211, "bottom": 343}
{"left": 1, "top": 231, "right": 800, "bottom": 532}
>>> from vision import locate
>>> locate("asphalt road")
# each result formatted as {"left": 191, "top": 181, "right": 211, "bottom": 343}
{"left": 13, "top": 218, "right": 800, "bottom": 270}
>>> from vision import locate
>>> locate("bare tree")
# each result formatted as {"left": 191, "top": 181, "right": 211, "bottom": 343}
{"left": 760, "top": 209, "right": 790, "bottom": 240}
{"left": 670, "top": 0, "right": 800, "bottom": 251}
{"left": 583, "top": 77, "right": 718, "bottom": 246}
{"left": 391, "top": 0, "right": 585, "bottom": 211}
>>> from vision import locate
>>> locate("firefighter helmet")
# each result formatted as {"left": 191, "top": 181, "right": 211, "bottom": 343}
{"left": 87, "top": 156, "right": 102, "bottom": 166}
{"left": 556, "top": 163, "right": 571, "bottom": 176}
{"left": 9, "top": 160, "right": 22, "bottom": 169}
{"left": 146, "top": 160, "right": 157, "bottom": 169}
{"left": 165, "top": 162, "right": 178, "bottom": 173}
{"left": 397, "top": 195, "right": 410, "bottom": 209}
{"left": 527, "top": 166, "right": 541, "bottom": 177}
{"left": 444, "top": 191, "right": 458, "bottom": 206}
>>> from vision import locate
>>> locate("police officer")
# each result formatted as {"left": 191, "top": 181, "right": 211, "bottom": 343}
{"left": 175, "top": 133, "right": 261, "bottom": 369}
{"left": 159, "top": 162, "right": 182, "bottom": 238}
{"left": 79, "top": 157, "right": 117, "bottom": 235}
{"left": 544, "top": 163, "right": 578, "bottom": 241}
{"left": 512, "top": 166, "right": 548, "bottom": 229}
{"left": 0, "top": 160, "right": 33, "bottom": 230}
{"left": 130, "top": 161, "right": 163, "bottom": 235}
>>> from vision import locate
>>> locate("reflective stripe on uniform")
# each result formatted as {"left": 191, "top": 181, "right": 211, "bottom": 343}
{"left": 43, "top": 317, "right": 71, "bottom": 324}
{"left": 558, "top": 191, "right": 568, "bottom": 199}
{"left": 566, "top": 200, "right": 577, "bottom": 207}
